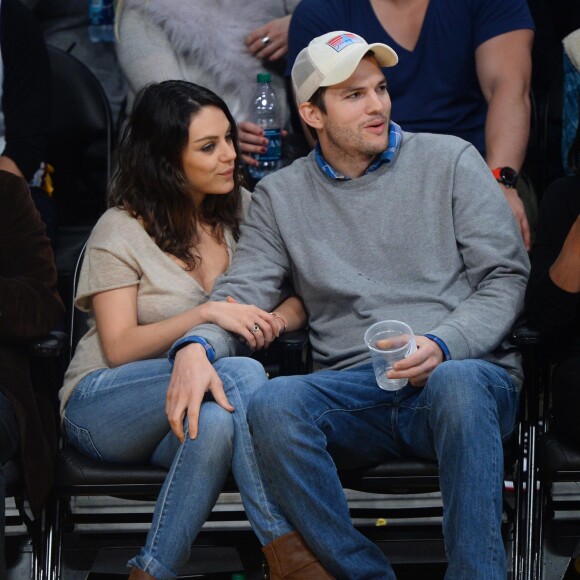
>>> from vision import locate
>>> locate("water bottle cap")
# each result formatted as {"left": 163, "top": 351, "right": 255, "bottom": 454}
{"left": 257, "top": 72, "right": 272, "bottom": 83}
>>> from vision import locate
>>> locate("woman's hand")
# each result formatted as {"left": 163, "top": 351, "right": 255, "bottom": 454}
{"left": 202, "top": 298, "right": 278, "bottom": 350}
{"left": 167, "top": 343, "right": 234, "bottom": 442}
{"left": 238, "top": 121, "right": 288, "bottom": 167}
{"left": 245, "top": 15, "right": 291, "bottom": 62}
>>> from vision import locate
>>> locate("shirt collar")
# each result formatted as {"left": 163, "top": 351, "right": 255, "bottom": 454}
{"left": 315, "top": 121, "right": 403, "bottom": 181}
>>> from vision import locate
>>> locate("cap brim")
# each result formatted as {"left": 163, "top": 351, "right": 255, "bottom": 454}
{"left": 319, "top": 42, "right": 398, "bottom": 88}
{"left": 368, "top": 43, "right": 399, "bottom": 68}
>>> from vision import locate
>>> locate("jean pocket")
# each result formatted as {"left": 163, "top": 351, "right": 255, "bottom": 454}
{"left": 63, "top": 416, "right": 103, "bottom": 462}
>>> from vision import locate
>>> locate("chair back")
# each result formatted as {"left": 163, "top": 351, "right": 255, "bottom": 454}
{"left": 68, "top": 241, "right": 89, "bottom": 360}
{"left": 46, "top": 44, "right": 113, "bottom": 228}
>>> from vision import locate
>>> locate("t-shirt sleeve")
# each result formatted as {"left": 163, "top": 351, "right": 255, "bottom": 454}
{"left": 240, "top": 187, "right": 253, "bottom": 219}
{"left": 471, "top": 0, "right": 534, "bottom": 50}
{"left": 74, "top": 213, "right": 142, "bottom": 311}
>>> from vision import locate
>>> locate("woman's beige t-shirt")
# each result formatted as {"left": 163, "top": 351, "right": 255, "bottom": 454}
{"left": 59, "top": 192, "right": 250, "bottom": 416}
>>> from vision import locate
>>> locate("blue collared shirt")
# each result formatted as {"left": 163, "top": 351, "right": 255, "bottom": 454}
{"left": 315, "top": 121, "right": 403, "bottom": 180}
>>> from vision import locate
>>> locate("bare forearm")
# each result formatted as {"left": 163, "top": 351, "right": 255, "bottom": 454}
{"left": 99, "top": 304, "right": 211, "bottom": 367}
{"left": 485, "top": 86, "right": 530, "bottom": 172}
{"left": 484, "top": 85, "right": 532, "bottom": 249}
{"left": 273, "top": 295, "right": 307, "bottom": 333}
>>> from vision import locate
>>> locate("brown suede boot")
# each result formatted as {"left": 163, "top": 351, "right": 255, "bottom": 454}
{"left": 262, "top": 531, "right": 334, "bottom": 579}
{"left": 128, "top": 567, "right": 156, "bottom": 580}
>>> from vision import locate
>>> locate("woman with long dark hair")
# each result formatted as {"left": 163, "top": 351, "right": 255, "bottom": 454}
{"left": 60, "top": 80, "right": 305, "bottom": 579}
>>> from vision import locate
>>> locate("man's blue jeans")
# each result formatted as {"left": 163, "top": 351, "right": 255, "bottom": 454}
{"left": 247, "top": 359, "right": 520, "bottom": 580}
{"left": 64, "top": 357, "right": 290, "bottom": 580}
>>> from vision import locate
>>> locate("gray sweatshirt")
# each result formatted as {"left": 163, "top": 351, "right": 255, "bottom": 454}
{"left": 177, "top": 132, "right": 530, "bottom": 382}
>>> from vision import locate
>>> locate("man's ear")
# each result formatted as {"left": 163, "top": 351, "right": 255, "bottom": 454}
{"left": 298, "top": 102, "right": 324, "bottom": 131}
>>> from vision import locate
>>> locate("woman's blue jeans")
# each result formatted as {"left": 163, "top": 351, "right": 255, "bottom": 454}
{"left": 64, "top": 356, "right": 289, "bottom": 580}
{"left": 247, "top": 359, "right": 520, "bottom": 580}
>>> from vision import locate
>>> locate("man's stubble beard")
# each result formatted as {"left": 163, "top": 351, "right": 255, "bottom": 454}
{"left": 324, "top": 113, "right": 390, "bottom": 165}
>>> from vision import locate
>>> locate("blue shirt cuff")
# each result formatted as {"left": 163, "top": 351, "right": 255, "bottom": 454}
{"left": 168, "top": 336, "right": 216, "bottom": 364}
{"left": 423, "top": 334, "right": 452, "bottom": 361}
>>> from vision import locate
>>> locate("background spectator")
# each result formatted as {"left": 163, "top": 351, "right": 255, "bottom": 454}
{"left": 115, "top": 0, "right": 301, "bottom": 171}
{"left": 525, "top": 94, "right": 580, "bottom": 446}
{"left": 0, "top": 0, "right": 53, "bottom": 236}
{"left": 30, "top": 0, "right": 127, "bottom": 129}
{"left": 286, "top": 0, "right": 535, "bottom": 249}
{"left": 562, "top": 28, "right": 580, "bottom": 173}
{"left": 0, "top": 170, "right": 63, "bottom": 576}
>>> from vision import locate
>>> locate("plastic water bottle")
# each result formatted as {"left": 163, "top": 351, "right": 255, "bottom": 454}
{"left": 88, "top": 0, "right": 115, "bottom": 43}
{"left": 248, "top": 73, "right": 282, "bottom": 181}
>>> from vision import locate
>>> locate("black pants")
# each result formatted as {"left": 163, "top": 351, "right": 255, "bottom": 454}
{"left": 0, "top": 391, "right": 18, "bottom": 577}
{"left": 551, "top": 354, "right": 580, "bottom": 445}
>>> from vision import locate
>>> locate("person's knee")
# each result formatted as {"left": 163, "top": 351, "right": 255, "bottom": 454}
{"left": 196, "top": 403, "right": 235, "bottom": 446}
{"left": 179, "top": 404, "right": 234, "bottom": 473}
{"left": 247, "top": 376, "right": 306, "bottom": 437}
{"left": 218, "top": 357, "right": 268, "bottom": 399}
{"left": 426, "top": 361, "right": 493, "bottom": 420}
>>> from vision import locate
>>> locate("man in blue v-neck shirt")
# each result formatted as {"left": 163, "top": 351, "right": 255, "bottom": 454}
{"left": 287, "top": 0, "right": 535, "bottom": 250}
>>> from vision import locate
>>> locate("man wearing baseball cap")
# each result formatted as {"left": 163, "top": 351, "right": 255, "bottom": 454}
{"left": 169, "top": 31, "right": 529, "bottom": 578}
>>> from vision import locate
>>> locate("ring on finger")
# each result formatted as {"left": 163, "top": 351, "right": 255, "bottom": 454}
{"left": 261, "top": 35, "right": 270, "bottom": 45}
{"left": 251, "top": 323, "right": 261, "bottom": 334}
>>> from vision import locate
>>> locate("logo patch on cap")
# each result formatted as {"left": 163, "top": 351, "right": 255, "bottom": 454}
{"left": 326, "top": 33, "right": 363, "bottom": 52}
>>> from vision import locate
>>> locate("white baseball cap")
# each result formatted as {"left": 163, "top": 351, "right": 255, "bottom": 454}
{"left": 291, "top": 31, "right": 398, "bottom": 105}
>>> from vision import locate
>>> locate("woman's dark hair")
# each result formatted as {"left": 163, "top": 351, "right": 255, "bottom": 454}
{"left": 109, "top": 80, "right": 243, "bottom": 270}
{"left": 567, "top": 93, "right": 580, "bottom": 176}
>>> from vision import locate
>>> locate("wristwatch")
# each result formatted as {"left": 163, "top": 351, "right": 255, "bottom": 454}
{"left": 492, "top": 166, "right": 518, "bottom": 188}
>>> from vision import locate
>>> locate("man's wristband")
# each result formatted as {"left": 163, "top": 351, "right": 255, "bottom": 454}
{"left": 423, "top": 334, "right": 451, "bottom": 361}
{"left": 168, "top": 336, "right": 216, "bottom": 363}
{"left": 491, "top": 166, "right": 518, "bottom": 189}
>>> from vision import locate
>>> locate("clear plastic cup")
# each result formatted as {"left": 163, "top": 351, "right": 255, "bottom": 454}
{"left": 364, "top": 320, "right": 417, "bottom": 390}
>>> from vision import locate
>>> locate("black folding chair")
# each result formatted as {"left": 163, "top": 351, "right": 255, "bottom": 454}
{"left": 46, "top": 44, "right": 113, "bottom": 318}
{"left": 518, "top": 323, "right": 580, "bottom": 580}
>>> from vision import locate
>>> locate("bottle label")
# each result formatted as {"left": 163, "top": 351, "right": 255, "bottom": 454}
{"left": 259, "top": 129, "right": 282, "bottom": 162}
{"left": 88, "top": 0, "right": 114, "bottom": 26}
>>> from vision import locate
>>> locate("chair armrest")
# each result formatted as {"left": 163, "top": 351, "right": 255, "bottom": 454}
{"left": 258, "top": 329, "right": 310, "bottom": 375}
{"left": 30, "top": 331, "right": 68, "bottom": 358}
{"left": 511, "top": 322, "right": 542, "bottom": 347}
{"left": 272, "top": 329, "right": 309, "bottom": 352}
